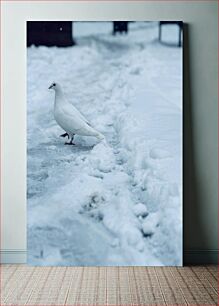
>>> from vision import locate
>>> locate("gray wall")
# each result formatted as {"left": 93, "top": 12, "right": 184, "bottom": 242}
{"left": 1, "top": 1, "right": 218, "bottom": 263}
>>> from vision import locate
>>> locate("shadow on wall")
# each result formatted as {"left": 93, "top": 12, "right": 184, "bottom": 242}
{"left": 183, "top": 24, "right": 207, "bottom": 264}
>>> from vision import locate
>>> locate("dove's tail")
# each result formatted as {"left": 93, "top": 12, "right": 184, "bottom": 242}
{"left": 96, "top": 132, "right": 105, "bottom": 141}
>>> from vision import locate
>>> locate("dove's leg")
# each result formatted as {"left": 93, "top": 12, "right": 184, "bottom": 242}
{"left": 65, "top": 134, "right": 75, "bottom": 145}
{"left": 60, "top": 133, "right": 69, "bottom": 138}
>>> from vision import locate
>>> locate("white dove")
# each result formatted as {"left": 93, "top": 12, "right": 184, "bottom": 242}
{"left": 48, "top": 82, "right": 104, "bottom": 145}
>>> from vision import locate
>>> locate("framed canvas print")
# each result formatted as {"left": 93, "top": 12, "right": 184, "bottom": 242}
{"left": 27, "top": 21, "right": 182, "bottom": 266}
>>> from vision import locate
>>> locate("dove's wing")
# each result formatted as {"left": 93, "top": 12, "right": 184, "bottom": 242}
{"left": 56, "top": 102, "right": 96, "bottom": 135}
{"left": 66, "top": 102, "right": 91, "bottom": 126}
{"left": 76, "top": 110, "right": 91, "bottom": 126}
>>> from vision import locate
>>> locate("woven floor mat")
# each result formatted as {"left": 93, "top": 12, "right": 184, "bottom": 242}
{"left": 1, "top": 265, "right": 218, "bottom": 305}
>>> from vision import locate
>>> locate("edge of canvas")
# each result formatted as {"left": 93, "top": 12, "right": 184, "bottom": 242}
{"left": 0, "top": 249, "right": 217, "bottom": 264}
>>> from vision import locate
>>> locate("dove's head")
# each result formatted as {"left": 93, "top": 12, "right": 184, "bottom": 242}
{"left": 48, "top": 82, "right": 61, "bottom": 91}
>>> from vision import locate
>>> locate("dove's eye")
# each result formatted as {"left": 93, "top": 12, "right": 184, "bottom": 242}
{"left": 53, "top": 83, "right": 56, "bottom": 86}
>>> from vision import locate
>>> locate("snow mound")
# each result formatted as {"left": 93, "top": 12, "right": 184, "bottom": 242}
{"left": 142, "top": 212, "right": 160, "bottom": 236}
{"left": 150, "top": 148, "right": 170, "bottom": 159}
{"left": 133, "top": 203, "right": 148, "bottom": 217}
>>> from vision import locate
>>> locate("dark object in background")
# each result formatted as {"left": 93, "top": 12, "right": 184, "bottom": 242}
{"left": 113, "top": 22, "right": 129, "bottom": 35}
{"left": 159, "top": 21, "right": 183, "bottom": 47}
{"left": 27, "top": 21, "right": 75, "bottom": 47}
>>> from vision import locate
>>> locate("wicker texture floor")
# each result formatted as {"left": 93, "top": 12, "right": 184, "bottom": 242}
{"left": 1, "top": 265, "right": 218, "bottom": 305}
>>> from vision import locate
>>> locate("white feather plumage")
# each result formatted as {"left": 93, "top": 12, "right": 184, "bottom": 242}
{"left": 49, "top": 82, "right": 104, "bottom": 143}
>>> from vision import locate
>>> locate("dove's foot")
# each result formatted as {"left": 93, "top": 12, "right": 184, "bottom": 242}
{"left": 60, "top": 133, "right": 69, "bottom": 138}
{"left": 65, "top": 135, "right": 75, "bottom": 145}
{"left": 64, "top": 134, "right": 75, "bottom": 145}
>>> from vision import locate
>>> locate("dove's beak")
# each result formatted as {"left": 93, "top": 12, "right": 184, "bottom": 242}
{"left": 48, "top": 85, "right": 53, "bottom": 90}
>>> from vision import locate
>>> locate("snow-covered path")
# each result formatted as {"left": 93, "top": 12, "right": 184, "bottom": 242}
{"left": 27, "top": 22, "right": 182, "bottom": 266}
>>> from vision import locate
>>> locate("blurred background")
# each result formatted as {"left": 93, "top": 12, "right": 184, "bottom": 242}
{"left": 27, "top": 21, "right": 182, "bottom": 48}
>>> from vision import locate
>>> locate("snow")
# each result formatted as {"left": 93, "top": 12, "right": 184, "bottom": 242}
{"left": 133, "top": 203, "right": 148, "bottom": 217}
{"left": 27, "top": 22, "right": 182, "bottom": 266}
{"left": 142, "top": 212, "right": 160, "bottom": 237}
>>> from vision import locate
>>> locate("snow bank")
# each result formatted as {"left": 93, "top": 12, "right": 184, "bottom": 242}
{"left": 114, "top": 78, "right": 182, "bottom": 266}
